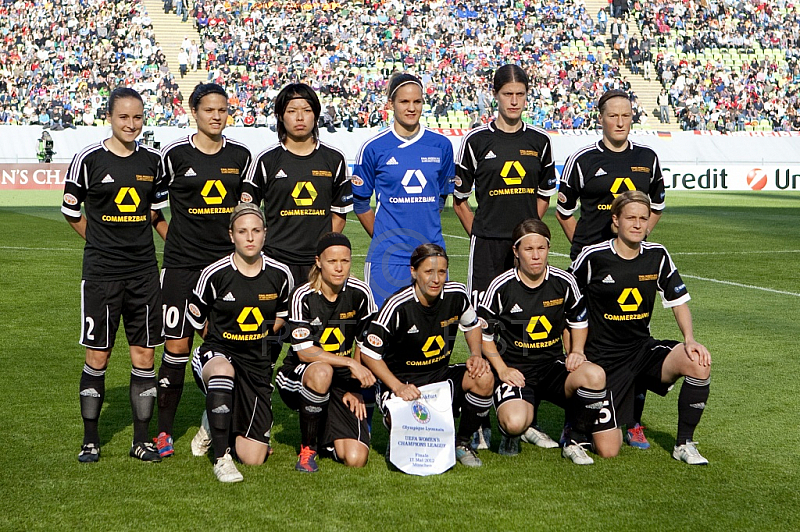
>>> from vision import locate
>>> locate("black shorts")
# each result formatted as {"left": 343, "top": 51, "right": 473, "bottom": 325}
{"left": 275, "top": 362, "right": 370, "bottom": 447}
{"left": 492, "top": 360, "right": 617, "bottom": 433}
{"left": 599, "top": 338, "right": 681, "bottom": 427}
{"left": 160, "top": 268, "right": 201, "bottom": 339}
{"left": 376, "top": 364, "right": 467, "bottom": 419}
{"left": 468, "top": 235, "right": 515, "bottom": 307}
{"left": 80, "top": 272, "right": 164, "bottom": 350}
{"left": 286, "top": 263, "right": 313, "bottom": 287}
{"left": 191, "top": 346, "right": 274, "bottom": 445}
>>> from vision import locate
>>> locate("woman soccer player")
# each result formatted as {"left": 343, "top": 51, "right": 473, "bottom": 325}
{"left": 62, "top": 87, "right": 168, "bottom": 463}
{"left": 187, "top": 203, "right": 294, "bottom": 482}
{"left": 479, "top": 219, "right": 616, "bottom": 464}
{"left": 557, "top": 89, "right": 667, "bottom": 448}
{"left": 361, "top": 244, "right": 494, "bottom": 468}
{"left": 352, "top": 73, "right": 455, "bottom": 307}
{"left": 276, "top": 233, "right": 377, "bottom": 472}
{"left": 155, "top": 83, "right": 252, "bottom": 457}
{"left": 242, "top": 83, "right": 351, "bottom": 285}
{"left": 453, "top": 64, "right": 557, "bottom": 307}
{"left": 571, "top": 191, "right": 712, "bottom": 465}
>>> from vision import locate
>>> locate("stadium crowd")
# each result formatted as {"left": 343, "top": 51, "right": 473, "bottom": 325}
{"left": 0, "top": 0, "right": 187, "bottom": 127}
{"left": 4, "top": 0, "right": 800, "bottom": 131}
{"left": 632, "top": 0, "right": 800, "bottom": 131}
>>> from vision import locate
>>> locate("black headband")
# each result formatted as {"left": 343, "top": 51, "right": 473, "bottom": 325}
{"left": 411, "top": 251, "right": 447, "bottom": 269}
{"left": 316, "top": 233, "right": 351, "bottom": 256}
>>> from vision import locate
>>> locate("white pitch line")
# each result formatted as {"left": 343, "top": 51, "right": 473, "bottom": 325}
{"left": 682, "top": 274, "right": 800, "bottom": 297}
{"left": 673, "top": 250, "right": 800, "bottom": 256}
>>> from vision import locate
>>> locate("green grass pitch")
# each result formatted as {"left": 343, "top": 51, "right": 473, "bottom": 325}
{"left": 1, "top": 192, "right": 798, "bottom": 530}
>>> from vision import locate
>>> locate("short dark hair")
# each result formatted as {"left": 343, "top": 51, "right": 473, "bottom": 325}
{"left": 597, "top": 89, "right": 631, "bottom": 114}
{"left": 410, "top": 243, "right": 448, "bottom": 269}
{"left": 493, "top": 64, "right": 529, "bottom": 93}
{"left": 387, "top": 72, "right": 423, "bottom": 102}
{"left": 189, "top": 83, "right": 228, "bottom": 110}
{"left": 274, "top": 83, "right": 321, "bottom": 142}
{"left": 107, "top": 87, "right": 143, "bottom": 115}
{"left": 512, "top": 218, "right": 551, "bottom": 246}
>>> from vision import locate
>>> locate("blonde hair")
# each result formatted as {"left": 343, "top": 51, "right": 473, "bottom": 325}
{"left": 610, "top": 190, "right": 650, "bottom": 234}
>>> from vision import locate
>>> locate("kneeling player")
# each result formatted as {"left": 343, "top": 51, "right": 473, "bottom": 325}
{"left": 571, "top": 191, "right": 711, "bottom": 464}
{"left": 480, "top": 219, "right": 617, "bottom": 464}
{"left": 361, "top": 244, "right": 494, "bottom": 468}
{"left": 188, "top": 204, "right": 293, "bottom": 482}
{"left": 276, "top": 233, "right": 377, "bottom": 472}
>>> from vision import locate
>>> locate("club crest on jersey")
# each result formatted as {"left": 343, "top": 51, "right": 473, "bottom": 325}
{"left": 63, "top": 193, "right": 78, "bottom": 206}
{"left": 189, "top": 303, "right": 201, "bottom": 317}
{"left": 292, "top": 327, "right": 311, "bottom": 340}
{"left": 351, "top": 175, "right": 364, "bottom": 186}
{"left": 558, "top": 192, "right": 567, "bottom": 204}
{"left": 367, "top": 334, "right": 383, "bottom": 347}
{"left": 241, "top": 192, "right": 253, "bottom": 203}
{"left": 411, "top": 401, "right": 430, "bottom": 424}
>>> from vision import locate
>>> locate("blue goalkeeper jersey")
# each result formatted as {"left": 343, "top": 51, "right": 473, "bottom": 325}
{"left": 352, "top": 126, "right": 455, "bottom": 265}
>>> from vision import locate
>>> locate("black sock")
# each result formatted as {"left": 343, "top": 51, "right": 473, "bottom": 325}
{"left": 677, "top": 376, "right": 710, "bottom": 446}
{"left": 299, "top": 388, "right": 330, "bottom": 451}
{"left": 531, "top": 398, "right": 542, "bottom": 427}
{"left": 79, "top": 364, "right": 106, "bottom": 445}
{"left": 569, "top": 387, "right": 608, "bottom": 443}
{"left": 206, "top": 375, "right": 234, "bottom": 460}
{"left": 130, "top": 366, "right": 157, "bottom": 443}
{"left": 633, "top": 381, "right": 647, "bottom": 425}
{"left": 457, "top": 392, "right": 493, "bottom": 447}
{"left": 157, "top": 350, "right": 189, "bottom": 435}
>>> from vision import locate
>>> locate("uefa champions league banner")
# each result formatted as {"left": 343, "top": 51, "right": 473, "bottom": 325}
{"left": 385, "top": 381, "right": 456, "bottom": 476}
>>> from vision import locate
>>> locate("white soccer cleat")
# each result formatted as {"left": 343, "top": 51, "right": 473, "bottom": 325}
{"left": 521, "top": 425, "right": 559, "bottom": 448}
{"left": 470, "top": 427, "right": 491, "bottom": 450}
{"left": 213, "top": 450, "right": 243, "bottom": 483}
{"left": 191, "top": 411, "right": 212, "bottom": 457}
{"left": 562, "top": 440, "right": 594, "bottom": 465}
{"left": 673, "top": 441, "right": 708, "bottom": 465}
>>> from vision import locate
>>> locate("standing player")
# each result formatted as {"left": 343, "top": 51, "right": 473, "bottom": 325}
{"left": 155, "top": 83, "right": 252, "bottom": 458}
{"left": 571, "top": 191, "right": 712, "bottom": 464}
{"left": 352, "top": 73, "right": 455, "bottom": 307}
{"left": 242, "top": 83, "right": 351, "bottom": 285}
{"left": 479, "top": 219, "right": 615, "bottom": 464}
{"left": 556, "top": 89, "right": 667, "bottom": 449}
{"left": 187, "top": 203, "right": 293, "bottom": 482}
{"left": 276, "top": 233, "right": 377, "bottom": 472}
{"left": 63, "top": 87, "right": 168, "bottom": 463}
{"left": 361, "top": 244, "right": 494, "bottom": 468}
{"left": 454, "top": 64, "right": 557, "bottom": 306}
{"left": 453, "top": 64, "right": 558, "bottom": 451}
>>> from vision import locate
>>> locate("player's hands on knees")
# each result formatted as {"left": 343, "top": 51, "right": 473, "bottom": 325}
{"left": 565, "top": 351, "right": 587, "bottom": 372}
{"left": 394, "top": 383, "right": 421, "bottom": 401}
{"left": 499, "top": 367, "right": 525, "bottom": 388}
{"left": 343, "top": 391, "right": 367, "bottom": 420}
{"left": 349, "top": 361, "right": 377, "bottom": 388}
{"left": 684, "top": 340, "right": 711, "bottom": 367}
{"left": 466, "top": 354, "right": 490, "bottom": 379}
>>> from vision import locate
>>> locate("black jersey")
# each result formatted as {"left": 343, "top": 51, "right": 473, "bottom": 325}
{"left": 284, "top": 277, "right": 377, "bottom": 380}
{"left": 61, "top": 141, "right": 167, "bottom": 281}
{"left": 187, "top": 253, "right": 294, "bottom": 372}
{"left": 478, "top": 266, "right": 587, "bottom": 373}
{"left": 161, "top": 135, "right": 252, "bottom": 269}
{"left": 241, "top": 142, "right": 352, "bottom": 264}
{"left": 557, "top": 140, "right": 666, "bottom": 259}
{"left": 360, "top": 282, "right": 480, "bottom": 382}
{"left": 571, "top": 240, "right": 689, "bottom": 365}
{"left": 455, "top": 122, "right": 557, "bottom": 239}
